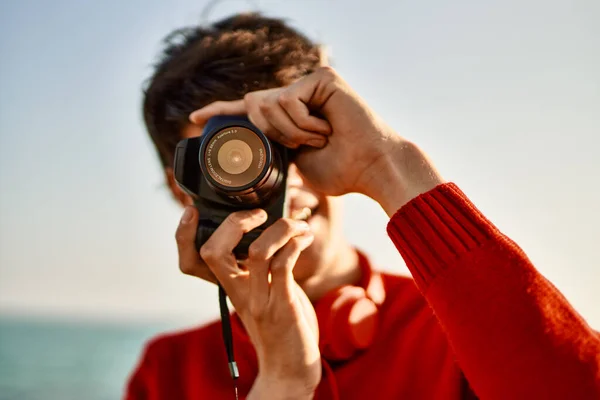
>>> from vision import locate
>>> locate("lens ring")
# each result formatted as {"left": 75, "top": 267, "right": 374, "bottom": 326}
{"left": 202, "top": 126, "right": 268, "bottom": 189}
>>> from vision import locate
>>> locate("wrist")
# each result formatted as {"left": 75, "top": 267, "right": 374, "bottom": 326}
{"left": 249, "top": 374, "right": 317, "bottom": 400}
{"left": 359, "top": 137, "right": 445, "bottom": 216}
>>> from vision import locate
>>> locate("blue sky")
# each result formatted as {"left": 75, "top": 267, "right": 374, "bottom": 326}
{"left": 1, "top": 0, "right": 599, "bottom": 327}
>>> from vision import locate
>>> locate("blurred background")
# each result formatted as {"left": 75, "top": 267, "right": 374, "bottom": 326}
{"left": 1, "top": 0, "right": 599, "bottom": 399}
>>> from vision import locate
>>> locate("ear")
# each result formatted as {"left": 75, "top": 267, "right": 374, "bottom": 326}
{"left": 165, "top": 167, "right": 194, "bottom": 207}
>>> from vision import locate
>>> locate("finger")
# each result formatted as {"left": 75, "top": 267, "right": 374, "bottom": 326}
{"left": 269, "top": 233, "right": 314, "bottom": 303}
{"left": 189, "top": 100, "right": 246, "bottom": 126}
{"left": 247, "top": 218, "right": 311, "bottom": 263}
{"left": 246, "top": 218, "right": 310, "bottom": 318}
{"left": 246, "top": 110, "right": 284, "bottom": 146}
{"left": 247, "top": 255, "right": 270, "bottom": 320}
{"left": 200, "top": 209, "right": 268, "bottom": 293}
{"left": 278, "top": 93, "right": 332, "bottom": 136}
{"left": 266, "top": 102, "right": 328, "bottom": 149}
{"left": 278, "top": 68, "right": 338, "bottom": 134}
{"left": 298, "top": 66, "right": 339, "bottom": 103}
{"left": 175, "top": 206, "right": 217, "bottom": 283}
{"left": 243, "top": 98, "right": 296, "bottom": 149}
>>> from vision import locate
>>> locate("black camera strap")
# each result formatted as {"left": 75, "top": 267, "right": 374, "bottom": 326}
{"left": 218, "top": 284, "right": 239, "bottom": 400}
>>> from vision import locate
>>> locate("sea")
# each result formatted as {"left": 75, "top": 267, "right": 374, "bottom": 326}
{"left": 0, "top": 316, "right": 181, "bottom": 400}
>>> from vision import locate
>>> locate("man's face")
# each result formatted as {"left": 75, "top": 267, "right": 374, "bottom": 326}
{"left": 173, "top": 124, "right": 344, "bottom": 283}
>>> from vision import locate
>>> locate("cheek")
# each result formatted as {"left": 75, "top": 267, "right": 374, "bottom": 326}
{"left": 307, "top": 212, "right": 327, "bottom": 232}
{"left": 289, "top": 194, "right": 339, "bottom": 280}
{"left": 304, "top": 205, "right": 335, "bottom": 256}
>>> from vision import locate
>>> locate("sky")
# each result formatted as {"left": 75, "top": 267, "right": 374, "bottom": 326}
{"left": 0, "top": 0, "right": 599, "bottom": 328}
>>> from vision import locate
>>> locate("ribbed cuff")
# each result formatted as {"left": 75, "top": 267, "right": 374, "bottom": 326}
{"left": 386, "top": 183, "right": 499, "bottom": 291}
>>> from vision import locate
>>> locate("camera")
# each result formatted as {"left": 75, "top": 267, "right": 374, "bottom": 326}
{"left": 173, "top": 115, "right": 290, "bottom": 258}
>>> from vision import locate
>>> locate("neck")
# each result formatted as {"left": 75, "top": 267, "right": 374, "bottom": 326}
{"left": 300, "top": 241, "right": 362, "bottom": 302}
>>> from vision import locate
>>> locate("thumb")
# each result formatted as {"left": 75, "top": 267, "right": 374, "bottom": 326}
{"left": 175, "top": 206, "right": 200, "bottom": 271}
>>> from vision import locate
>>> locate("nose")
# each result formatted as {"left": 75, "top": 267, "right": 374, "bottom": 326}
{"left": 287, "top": 163, "right": 304, "bottom": 188}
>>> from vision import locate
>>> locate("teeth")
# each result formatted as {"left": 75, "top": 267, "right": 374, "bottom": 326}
{"left": 291, "top": 207, "right": 312, "bottom": 221}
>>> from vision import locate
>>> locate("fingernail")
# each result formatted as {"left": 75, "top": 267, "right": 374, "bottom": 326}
{"left": 181, "top": 207, "right": 194, "bottom": 223}
{"left": 307, "top": 138, "right": 326, "bottom": 148}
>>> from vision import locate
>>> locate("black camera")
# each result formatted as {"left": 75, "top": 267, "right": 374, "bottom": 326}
{"left": 173, "top": 116, "right": 290, "bottom": 258}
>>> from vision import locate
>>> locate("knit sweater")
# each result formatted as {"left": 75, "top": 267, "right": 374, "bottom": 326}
{"left": 125, "top": 183, "right": 600, "bottom": 399}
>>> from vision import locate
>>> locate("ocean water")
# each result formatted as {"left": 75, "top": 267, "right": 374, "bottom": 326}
{"left": 0, "top": 317, "right": 173, "bottom": 400}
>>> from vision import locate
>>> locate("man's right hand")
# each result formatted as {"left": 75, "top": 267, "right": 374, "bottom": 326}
{"left": 189, "top": 67, "right": 444, "bottom": 214}
{"left": 175, "top": 206, "right": 322, "bottom": 399}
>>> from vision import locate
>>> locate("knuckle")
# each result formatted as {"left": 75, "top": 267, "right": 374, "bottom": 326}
{"left": 278, "top": 92, "right": 292, "bottom": 107}
{"left": 225, "top": 211, "right": 245, "bottom": 227}
{"left": 199, "top": 244, "right": 217, "bottom": 263}
{"left": 234, "top": 210, "right": 257, "bottom": 226}
{"left": 178, "top": 259, "right": 195, "bottom": 276}
{"left": 270, "top": 258, "right": 286, "bottom": 272}
{"left": 280, "top": 218, "right": 297, "bottom": 233}
{"left": 225, "top": 212, "right": 240, "bottom": 225}
{"left": 290, "top": 236, "right": 304, "bottom": 251}
{"left": 247, "top": 242, "right": 267, "bottom": 261}
{"left": 243, "top": 92, "right": 255, "bottom": 104}
{"left": 272, "top": 218, "right": 292, "bottom": 236}
{"left": 258, "top": 99, "right": 271, "bottom": 115}
{"left": 318, "top": 65, "right": 337, "bottom": 78}
{"left": 174, "top": 227, "right": 187, "bottom": 244}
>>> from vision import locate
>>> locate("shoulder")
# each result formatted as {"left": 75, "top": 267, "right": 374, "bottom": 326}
{"left": 139, "top": 319, "right": 223, "bottom": 366}
{"left": 125, "top": 319, "right": 225, "bottom": 399}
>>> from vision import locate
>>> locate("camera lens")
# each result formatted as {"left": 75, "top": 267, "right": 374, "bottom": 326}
{"left": 200, "top": 121, "right": 285, "bottom": 204}
{"left": 203, "top": 126, "right": 266, "bottom": 188}
{"left": 218, "top": 140, "right": 253, "bottom": 175}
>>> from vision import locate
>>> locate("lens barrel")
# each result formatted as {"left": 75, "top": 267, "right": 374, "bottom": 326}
{"left": 199, "top": 116, "right": 285, "bottom": 205}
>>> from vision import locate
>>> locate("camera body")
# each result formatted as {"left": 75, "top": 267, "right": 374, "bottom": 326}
{"left": 173, "top": 116, "right": 290, "bottom": 258}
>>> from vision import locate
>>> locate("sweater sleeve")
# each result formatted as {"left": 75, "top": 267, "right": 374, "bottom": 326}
{"left": 386, "top": 183, "right": 600, "bottom": 400}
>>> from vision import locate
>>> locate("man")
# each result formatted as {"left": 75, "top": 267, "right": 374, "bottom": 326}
{"left": 126, "top": 13, "right": 599, "bottom": 399}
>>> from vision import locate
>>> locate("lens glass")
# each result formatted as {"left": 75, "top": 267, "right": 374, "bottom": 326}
{"left": 204, "top": 126, "right": 267, "bottom": 188}
{"left": 218, "top": 139, "right": 253, "bottom": 175}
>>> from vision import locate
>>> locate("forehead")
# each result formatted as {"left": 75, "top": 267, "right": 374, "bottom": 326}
{"left": 181, "top": 123, "right": 204, "bottom": 139}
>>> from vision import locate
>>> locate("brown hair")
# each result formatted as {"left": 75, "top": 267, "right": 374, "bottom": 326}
{"left": 142, "top": 13, "right": 322, "bottom": 168}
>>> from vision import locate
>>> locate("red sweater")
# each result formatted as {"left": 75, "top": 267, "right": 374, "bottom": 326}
{"left": 125, "top": 183, "right": 600, "bottom": 399}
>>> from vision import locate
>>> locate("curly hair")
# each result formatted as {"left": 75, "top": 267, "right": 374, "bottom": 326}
{"left": 142, "top": 13, "right": 322, "bottom": 168}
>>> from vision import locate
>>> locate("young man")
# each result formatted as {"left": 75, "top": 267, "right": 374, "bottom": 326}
{"left": 126, "top": 13, "right": 600, "bottom": 400}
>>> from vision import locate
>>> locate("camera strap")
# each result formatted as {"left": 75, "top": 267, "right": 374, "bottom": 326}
{"left": 219, "top": 284, "right": 239, "bottom": 399}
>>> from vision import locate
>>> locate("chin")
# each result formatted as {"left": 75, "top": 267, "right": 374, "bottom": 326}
{"left": 285, "top": 181, "right": 340, "bottom": 283}
{"left": 293, "top": 245, "right": 322, "bottom": 282}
